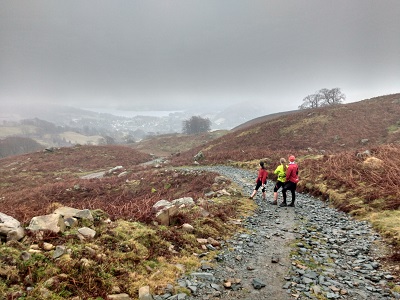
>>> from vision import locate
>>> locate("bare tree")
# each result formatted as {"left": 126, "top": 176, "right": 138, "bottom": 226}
{"left": 319, "top": 87, "right": 346, "bottom": 106}
{"left": 299, "top": 88, "right": 345, "bottom": 109}
{"left": 182, "top": 116, "right": 211, "bottom": 134}
{"left": 298, "top": 93, "right": 324, "bottom": 109}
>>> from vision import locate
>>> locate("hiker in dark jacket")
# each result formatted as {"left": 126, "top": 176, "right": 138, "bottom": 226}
{"left": 249, "top": 161, "right": 268, "bottom": 200}
{"left": 280, "top": 155, "right": 299, "bottom": 207}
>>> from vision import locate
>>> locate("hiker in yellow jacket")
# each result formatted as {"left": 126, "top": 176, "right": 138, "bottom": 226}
{"left": 272, "top": 158, "right": 287, "bottom": 205}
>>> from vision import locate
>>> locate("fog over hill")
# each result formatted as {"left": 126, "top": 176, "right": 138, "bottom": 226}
{"left": 1, "top": 101, "right": 274, "bottom": 132}
{"left": 2, "top": 93, "right": 399, "bottom": 159}
{"left": 0, "top": 101, "right": 276, "bottom": 157}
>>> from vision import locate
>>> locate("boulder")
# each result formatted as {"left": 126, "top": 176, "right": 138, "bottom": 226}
{"left": 152, "top": 200, "right": 173, "bottom": 213}
{"left": 27, "top": 213, "right": 66, "bottom": 233}
{"left": 54, "top": 207, "right": 93, "bottom": 221}
{"left": 0, "top": 212, "right": 25, "bottom": 241}
{"left": 155, "top": 206, "right": 178, "bottom": 226}
{"left": 171, "top": 197, "right": 195, "bottom": 208}
{"left": 214, "top": 175, "right": 229, "bottom": 184}
{"left": 153, "top": 197, "right": 195, "bottom": 226}
{"left": 138, "top": 286, "right": 153, "bottom": 300}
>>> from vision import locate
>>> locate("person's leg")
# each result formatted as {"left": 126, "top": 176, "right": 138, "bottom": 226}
{"left": 250, "top": 180, "right": 261, "bottom": 199}
{"left": 280, "top": 183, "right": 288, "bottom": 207}
{"left": 288, "top": 183, "right": 296, "bottom": 206}
{"left": 272, "top": 182, "right": 281, "bottom": 204}
{"left": 262, "top": 186, "right": 266, "bottom": 200}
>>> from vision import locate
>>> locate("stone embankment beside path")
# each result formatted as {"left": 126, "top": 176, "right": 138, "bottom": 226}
{"left": 151, "top": 166, "right": 399, "bottom": 300}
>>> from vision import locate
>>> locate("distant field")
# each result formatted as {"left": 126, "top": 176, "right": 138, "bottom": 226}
{"left": 0, "top": 126, "right": 104, "bottom": 146}
{"left": 59, "top": 131, "right": 104, "bottom": 145}
{"left": 0, "top": 125, "right": 37, "bottom": 138}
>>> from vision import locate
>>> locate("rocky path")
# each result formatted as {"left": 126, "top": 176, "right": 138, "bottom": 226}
{"left": 154, "top": 166, "right": 399, "bottom": 300}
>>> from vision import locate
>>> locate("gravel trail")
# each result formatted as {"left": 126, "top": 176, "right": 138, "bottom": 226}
{"left": 155, "top": 166, "right": 399, "bottom": 300}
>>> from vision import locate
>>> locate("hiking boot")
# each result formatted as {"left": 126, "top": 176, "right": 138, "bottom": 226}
{"left": 248, "top": 196, "right": 253, "bottom": 200}
{"left": 271, "top": 201, "right": 277, "bottom": 205}
{"left": 288, "top": 202, "right": 295, "bottom": 207}
{"left": 279, "top": 202, "right": 287, "bottom": 207}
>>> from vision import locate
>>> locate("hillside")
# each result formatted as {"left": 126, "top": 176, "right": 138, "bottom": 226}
{"left": 167, "top": 93, "right": 400, "bottom": 250}
{"left": 171, "top": 93, "right": 400, "bottom": 164}
{"left": 231, "top": 110, "right": 297, "bottom": 131}
{"left": 0, "top": 144, "right": 245, "bottom": 299}
{"left": 0, "top": 145, "right": 225, "bottom": 224}
{"left": 1, "top": 93, "right": 400, "bottom": 299}
{"left": 129, "top": 130, "right": 229, "bottom": 157}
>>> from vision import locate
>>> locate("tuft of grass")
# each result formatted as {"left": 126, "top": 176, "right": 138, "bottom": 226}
{"left": 365, "top": 210, "right": 400, "bottom": 247}
{"left": 392, "top": 284, "right": 400, "bottom": 293}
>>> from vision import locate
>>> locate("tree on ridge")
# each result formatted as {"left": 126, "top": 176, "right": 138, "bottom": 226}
{"left": 299, "top": 88, "right": 345, "bottom": 109}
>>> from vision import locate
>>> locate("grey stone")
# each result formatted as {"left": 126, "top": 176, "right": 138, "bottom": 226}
{"left": 0, "top": 212, "right": 25, "bottom": 241}
{"left": 77, "top": 227, "right": 96, "bottom": 239}
{"left": 190, "top": 272, "right": 214, "bottom": 280}
{"left": 138, "top": 286, "right": 153, "bottom": 300}
{"left": 251, "top": 278, "right": 266, "bottom": 289}
{"left": 27, "top": 213, "right": 66, "bottom": 233}
{"left": 53, "top": 245, "right": 67, "bottom": 259}
{"left": 54, "top": 207, "right": 93, "bottom": 221}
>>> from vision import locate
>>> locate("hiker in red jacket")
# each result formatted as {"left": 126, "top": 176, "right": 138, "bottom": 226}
{"left": 249, "top": 161, "right": 268, "bottom": 200}
{"left": 280, "top": 155, "right": 299, "bottom": 207}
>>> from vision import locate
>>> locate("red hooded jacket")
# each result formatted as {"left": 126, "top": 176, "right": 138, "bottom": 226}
{"left": 286, "top": 162, "right": 299, "bottom": 183}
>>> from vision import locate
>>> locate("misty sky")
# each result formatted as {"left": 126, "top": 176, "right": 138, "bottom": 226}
{"left": 1, "top": 1, "right": 399, "bottom": 114}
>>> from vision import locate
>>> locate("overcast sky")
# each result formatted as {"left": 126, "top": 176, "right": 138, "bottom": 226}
{"left": 1, "top": 1, "right": 399, "bottom": 114}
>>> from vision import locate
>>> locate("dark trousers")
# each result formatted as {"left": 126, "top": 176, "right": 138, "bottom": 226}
{"left": 274, "top": 181, "right": 285, "bottom": 192}
{"left": 254, "top": 179, "right": 266, "bottom": 192}
{"left": 282, "top": 181, "right": 297, "bottom": 203}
